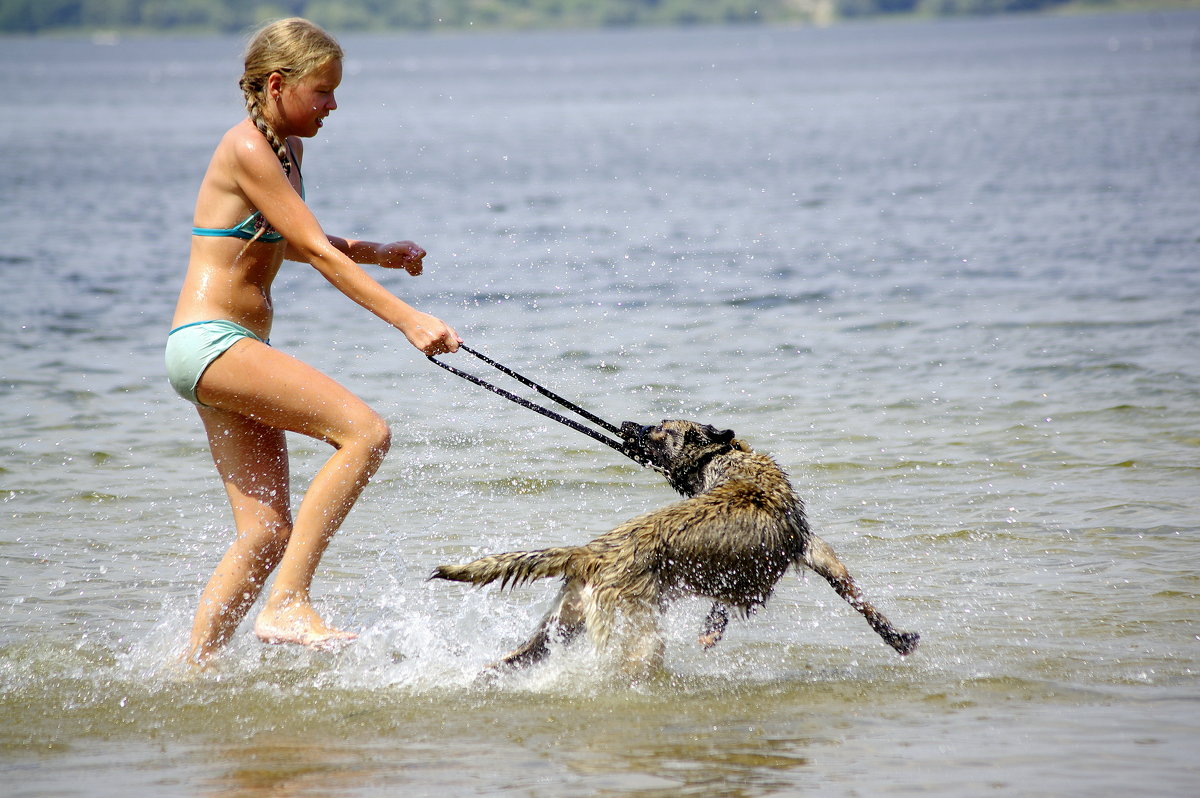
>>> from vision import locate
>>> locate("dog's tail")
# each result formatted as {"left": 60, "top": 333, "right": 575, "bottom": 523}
{"left": 431, "top": 546, "right": 577, "bottom": 590}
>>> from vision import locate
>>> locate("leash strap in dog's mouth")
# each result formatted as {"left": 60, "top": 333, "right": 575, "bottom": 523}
{"left": 428, "top": 344, "right": 650, "bottom": 468}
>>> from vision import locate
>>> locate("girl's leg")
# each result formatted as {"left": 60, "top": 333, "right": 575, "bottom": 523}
{"left": 184, "top": 409, "right": 293, "bottom": 665}
{"left": 189, "top": 338, "right": 392, "bottom": 658}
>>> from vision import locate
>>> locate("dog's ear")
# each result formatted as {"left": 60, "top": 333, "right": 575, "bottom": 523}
{"left": 704, "top": 425, "right": 736, "bottom": 444}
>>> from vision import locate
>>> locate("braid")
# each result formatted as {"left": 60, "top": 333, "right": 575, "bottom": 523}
{"left": 237, "top": 76, "right": 289, "bottom": 251}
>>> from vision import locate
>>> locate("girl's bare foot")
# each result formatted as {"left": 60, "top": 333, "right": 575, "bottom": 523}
{"left": 180, "top": 647, "right": 220, "bottom": 670}
{"left": 253, "top": 601, "right": 357, "bottom": 651}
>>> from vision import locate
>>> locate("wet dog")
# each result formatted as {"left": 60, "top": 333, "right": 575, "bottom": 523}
{"left": 432, "top": 420, "right": 919, "bottom": 677}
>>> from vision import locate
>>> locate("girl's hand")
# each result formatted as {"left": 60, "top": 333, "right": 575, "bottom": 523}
{"left": 400, "top": 310, "right": 461, "bottom": 356}
{"left": 379, "top": 241, "right": 426, "bottom": 275}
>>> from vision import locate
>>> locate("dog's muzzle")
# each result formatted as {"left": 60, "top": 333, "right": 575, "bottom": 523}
{"left": 620, "top": 420, "right": 649, "bottom": 440}
{"left": 620, "top": 421, "right": 652, "bottom": 458}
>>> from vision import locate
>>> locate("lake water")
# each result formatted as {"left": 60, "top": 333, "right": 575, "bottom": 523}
{"left": 2, "top": 10, "right": 1199, "bottom": 796}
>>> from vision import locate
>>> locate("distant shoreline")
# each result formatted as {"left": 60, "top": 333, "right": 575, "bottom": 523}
{"left": 3, "top": 0, "right": 1198, "bottom": 39}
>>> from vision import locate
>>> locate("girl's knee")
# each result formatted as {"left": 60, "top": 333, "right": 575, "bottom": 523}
{"left": 363, "top": 411, "right": 392, "bottom": 458}
{"left": 262, "top": 520, "right": 293, "bottom": 562}
{"left": 227, "top": 519, "right": 291, "bottom": 576}
{"left": 342, "top": 408, "right": 391, "bottom": 465}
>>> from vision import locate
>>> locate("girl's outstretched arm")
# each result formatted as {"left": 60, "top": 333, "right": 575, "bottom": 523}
{"left": 307, "top": 237, "right": 427, "bottom": 276}
{"left": 235, "top": 132, "right": 458, "bottom": 354}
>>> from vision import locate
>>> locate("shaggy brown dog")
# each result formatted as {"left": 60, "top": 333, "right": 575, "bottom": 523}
{"left": 432, "top": 420, "right": 919, "bottom": 676}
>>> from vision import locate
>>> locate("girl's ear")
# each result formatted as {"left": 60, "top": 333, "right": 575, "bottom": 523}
{"left": 266, "top": 71, "right": 285, "bottom": 100}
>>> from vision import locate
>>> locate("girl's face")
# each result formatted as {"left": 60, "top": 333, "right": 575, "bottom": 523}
{"left": 276, "top": 58, "right": 342, "bottom": 138}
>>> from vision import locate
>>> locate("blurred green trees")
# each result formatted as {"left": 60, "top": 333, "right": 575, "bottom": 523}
{"left": 0, "top": 0, "right": 1172, "bottom": 34}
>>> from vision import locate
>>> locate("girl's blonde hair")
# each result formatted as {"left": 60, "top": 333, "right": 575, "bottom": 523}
{"left": 240, "top": 17, "right": 343, "bottom": 177}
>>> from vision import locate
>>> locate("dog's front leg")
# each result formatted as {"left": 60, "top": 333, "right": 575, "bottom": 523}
{"left": 615, "top": 602, "right": 665, "bottom": 680}
{"left": 802, "top": 536, "right": 920, "bottom": 655}
{"left": 698, "top": 603, "right": 728, "bottom": 650}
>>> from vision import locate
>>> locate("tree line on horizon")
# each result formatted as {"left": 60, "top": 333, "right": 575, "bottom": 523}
{"left": 0, "top": 0, "right": 1168, "bottom": 34}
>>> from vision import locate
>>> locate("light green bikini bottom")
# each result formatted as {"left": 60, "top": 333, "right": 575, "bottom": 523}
{"left": 165, "top": 319, "right": 265, "bottom": 405}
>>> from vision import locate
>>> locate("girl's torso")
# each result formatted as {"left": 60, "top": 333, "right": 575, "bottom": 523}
{"left": 172, "top": 123, "right": 305, "bottom": 338}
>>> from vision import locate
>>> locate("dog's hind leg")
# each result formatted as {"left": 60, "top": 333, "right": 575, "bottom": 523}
{"left": 698, "top": 603, "right": 728, "bottom": 650}
{"left": 489, "top": 580, "right": 586, "bottom": 672}
{"left": 802, "top": 535, "right": 920, "bottom": 655}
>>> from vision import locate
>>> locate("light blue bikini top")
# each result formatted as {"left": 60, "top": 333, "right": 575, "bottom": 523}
{"left": 191, "top": 146, "right": 304, "bottom": 243}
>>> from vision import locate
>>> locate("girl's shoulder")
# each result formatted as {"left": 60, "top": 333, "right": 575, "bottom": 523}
{"left": 214, "top": 121, "right": 286, "bottom": 176}
{"left": 221, "top": 119, "right": 268, "bottom": 157}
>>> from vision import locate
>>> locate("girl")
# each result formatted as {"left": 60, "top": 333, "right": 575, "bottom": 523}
{"left": 167, "top": 18, "right": 460, "bottom": 666}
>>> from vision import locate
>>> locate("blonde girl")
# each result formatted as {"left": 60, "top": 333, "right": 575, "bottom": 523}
{"left": 167, "top": 18, "right": 460, "bottom": 665}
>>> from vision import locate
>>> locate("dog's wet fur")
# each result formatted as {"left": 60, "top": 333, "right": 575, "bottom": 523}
{"left": 432, "top": 420, "right": 919, "bottom": 678}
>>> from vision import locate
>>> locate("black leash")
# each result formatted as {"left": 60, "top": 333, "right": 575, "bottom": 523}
{"left": 428, "top": 344, "right": 649, "bottom": 468}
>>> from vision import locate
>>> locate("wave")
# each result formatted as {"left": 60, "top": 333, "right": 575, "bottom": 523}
{"left": 725, "top": 291, "right": 832, "bottom": 309}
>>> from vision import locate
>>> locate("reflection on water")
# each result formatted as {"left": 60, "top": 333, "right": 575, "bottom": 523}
{"left": 2, "top": 9, "right": 1200, "bottom": 798}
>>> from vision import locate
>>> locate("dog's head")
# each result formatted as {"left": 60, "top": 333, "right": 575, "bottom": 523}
{"left": 620, "top": 420, "right": 749, "bottom": 496}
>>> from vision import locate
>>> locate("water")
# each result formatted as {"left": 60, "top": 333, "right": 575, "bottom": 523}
{"left": 3, "top": 11, "right": 1199, "bottom": 796}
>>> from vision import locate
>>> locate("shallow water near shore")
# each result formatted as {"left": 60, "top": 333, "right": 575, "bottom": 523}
{"left": 3, "top": 11, "right": 1199, "bottom": 797}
